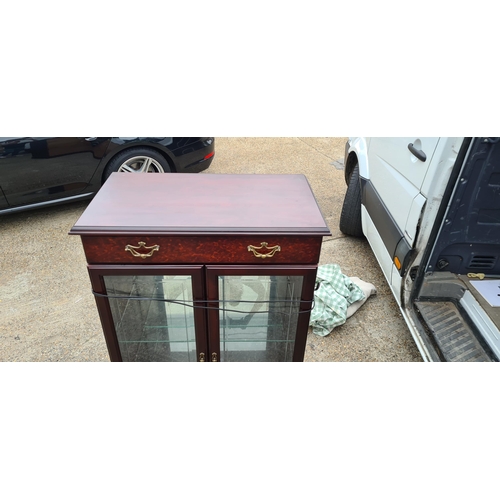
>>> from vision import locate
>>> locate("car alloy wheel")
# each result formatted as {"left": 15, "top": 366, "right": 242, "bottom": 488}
{"left": 102, "top": 147, "right": 172, "bottom": 183}
{"left": 117, "top": 156, "right": 166, "bottom": 174}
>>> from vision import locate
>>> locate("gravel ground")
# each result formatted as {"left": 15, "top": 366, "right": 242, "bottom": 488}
{"left": 0, "top": 137, "right": 422, "bottom": 362}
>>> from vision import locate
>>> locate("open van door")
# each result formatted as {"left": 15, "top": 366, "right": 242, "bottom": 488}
{"left": 409, "top": 137, "right": 500, "bottom": 362}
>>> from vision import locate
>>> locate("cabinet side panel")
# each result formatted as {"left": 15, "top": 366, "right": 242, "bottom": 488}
{"left": 88, "top": 268, "right": 123, "bottom": 361}
{"left": 292, "top": 267, "right": 318, "bottom": 361}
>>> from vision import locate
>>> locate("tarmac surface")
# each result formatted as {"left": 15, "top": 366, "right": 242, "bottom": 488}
{"left": 0, "top": 137, "right": 422, "bottom": 361}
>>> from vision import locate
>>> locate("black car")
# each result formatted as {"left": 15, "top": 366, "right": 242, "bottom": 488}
{"left": 0, "top": 137, "right": 215, "bottom": 214}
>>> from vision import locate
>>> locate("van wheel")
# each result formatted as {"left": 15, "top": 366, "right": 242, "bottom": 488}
{"left": 339, "top": 163, "right": 363, "bottom": 237}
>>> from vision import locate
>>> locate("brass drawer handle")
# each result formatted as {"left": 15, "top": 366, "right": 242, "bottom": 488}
{"left": 125, "top": 241, "right": 160, "bottom": 259}
{"left": 247, "top": 242, "right": 281, "bottom": 259}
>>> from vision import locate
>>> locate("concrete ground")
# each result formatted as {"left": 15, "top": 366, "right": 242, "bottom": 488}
{"left": 0, "top": 137, "right": 421, "bottom": 361}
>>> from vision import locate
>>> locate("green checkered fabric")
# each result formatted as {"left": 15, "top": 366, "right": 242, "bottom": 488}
{"left": 309, "top": 264, "right": 365, "bottom": 337}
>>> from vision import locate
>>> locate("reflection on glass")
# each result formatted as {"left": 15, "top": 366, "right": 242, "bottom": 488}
{"left": 104, "top": 275, "right": 196, "bottom": 362}
{"left": 218, "top": 275, "right": 303, "bottom": 362}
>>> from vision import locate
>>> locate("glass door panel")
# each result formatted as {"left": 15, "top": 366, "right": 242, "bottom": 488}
{"left": 103, "top": 274, "right": 197, "bottom": 362}
{"left": 217, "top": 274, "right": 304, "bottom": 362}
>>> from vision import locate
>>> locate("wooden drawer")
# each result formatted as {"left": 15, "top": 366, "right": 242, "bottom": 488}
{"left": 80, "top": 235, "right": 323, "bottom": 265}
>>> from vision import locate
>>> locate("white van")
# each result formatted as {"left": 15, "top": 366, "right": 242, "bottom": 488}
{"left": 340, "top": 138, "right": 500, "bottom": 362}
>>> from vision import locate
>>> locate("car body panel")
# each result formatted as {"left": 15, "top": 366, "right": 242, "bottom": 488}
{"left": 0, "top": 184, "right": 8, "bottom": 209}
{"left": 0, "top": 137, "right": 214, "bottom": 214}
{"left": 96, "top": 137, "right": 212, "bottom": 173}
{"left": 0, "top": 137, "right": 109, "bottom": 207}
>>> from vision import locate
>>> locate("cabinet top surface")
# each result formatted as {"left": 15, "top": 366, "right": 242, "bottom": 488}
{"left": 70, "top": 173, "right": 331, "bottom": 235}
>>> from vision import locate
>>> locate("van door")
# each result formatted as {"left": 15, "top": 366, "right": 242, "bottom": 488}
{"left": 362, "top": 138, "right": 440, "bottom": 297}
{"left": 367, "top": 138, "right": 440, "bottom": 238}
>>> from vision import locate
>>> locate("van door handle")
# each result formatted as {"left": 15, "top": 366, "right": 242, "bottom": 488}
{"left": 408, "top": 143, "right": 427, "bottom": 162}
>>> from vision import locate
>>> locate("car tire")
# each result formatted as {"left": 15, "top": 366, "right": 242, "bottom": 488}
{"left": 103, "top": 147, "right": 172, "bottom": 183}
{"left": 339, "top": 162, "right": 363, "bottom": 237}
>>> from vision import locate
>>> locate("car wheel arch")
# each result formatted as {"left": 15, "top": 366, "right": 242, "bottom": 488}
{"left": 99, "top": 146, "right": 176, "bottom": 185}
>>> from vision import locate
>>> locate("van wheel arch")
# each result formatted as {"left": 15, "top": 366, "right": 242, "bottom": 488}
{"left": 344, "top": 152, "right": 359, "bottom": 185}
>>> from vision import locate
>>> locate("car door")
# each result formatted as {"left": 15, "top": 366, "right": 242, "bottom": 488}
{"left": 0, "top": 185, "right": 8, "bottom": 209}
{"left": 0, "top": 137, "right": 110, "bottom": 207}
{"left": 0, "top": 138, "right": 18, "bottom": 209}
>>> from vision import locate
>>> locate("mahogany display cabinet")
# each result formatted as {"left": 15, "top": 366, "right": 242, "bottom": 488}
{"left": 70, "top": 173, "right": 331, "bottom": 362}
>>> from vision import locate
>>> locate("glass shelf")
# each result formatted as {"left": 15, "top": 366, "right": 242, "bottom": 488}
{"left": 218, "top": 275, "right": 303, "bottom": 362}
{"left": 104, "top": 275, "right": 197, "bottom": 362}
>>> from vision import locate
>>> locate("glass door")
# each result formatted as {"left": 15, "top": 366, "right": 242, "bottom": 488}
{"left": 206, "top": 266, "right": 317, "bottom": 362}
{"left": 88, "top": 265, "right": 206, "bottom": 362}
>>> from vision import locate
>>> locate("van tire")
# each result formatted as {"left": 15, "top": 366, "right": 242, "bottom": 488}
{"left": 339, "top": 163, "right": 363, "bottom": 237}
